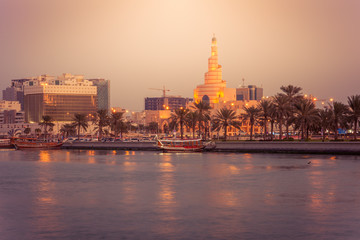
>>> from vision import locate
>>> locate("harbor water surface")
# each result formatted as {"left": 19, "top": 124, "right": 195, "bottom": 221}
{"left": 0, "top": 149, "right": 360, "bottom": 239}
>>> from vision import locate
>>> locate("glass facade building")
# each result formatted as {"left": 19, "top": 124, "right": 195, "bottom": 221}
{"left": 236, "top": 85, "right": 263, "bottom": 101}
{"left": 88, "top": 79, "right": 110, "bottom": 112}
{"left": 25, "top": 94, "right": 97, "bottom": 122}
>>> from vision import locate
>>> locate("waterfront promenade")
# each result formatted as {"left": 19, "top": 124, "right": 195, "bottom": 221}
{"left": 62, "top": 141, "right": 360, "bottom": 155}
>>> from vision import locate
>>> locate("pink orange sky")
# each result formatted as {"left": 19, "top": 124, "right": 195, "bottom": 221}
{"left": 1, "top": 0, "right": 359, "bottom": 111}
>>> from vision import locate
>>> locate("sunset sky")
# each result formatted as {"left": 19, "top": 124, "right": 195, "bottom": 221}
{"left": 1, "top": 0, "right": 359, "bottom": 111}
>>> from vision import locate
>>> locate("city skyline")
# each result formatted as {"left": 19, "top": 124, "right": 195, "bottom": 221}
{"left": 1, "top": 0, "right": 360, "bottom": 111}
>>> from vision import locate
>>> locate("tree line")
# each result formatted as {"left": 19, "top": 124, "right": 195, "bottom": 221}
{"left": 35, "top": 85, "right": 359, "bottom": 141}
{"left": 169, "top": 85, "right": 360, "bottom": 141}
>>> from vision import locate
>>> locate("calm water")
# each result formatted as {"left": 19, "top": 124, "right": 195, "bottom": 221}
{"left": 0, "top": 149, "right": 360, "bottom": 240}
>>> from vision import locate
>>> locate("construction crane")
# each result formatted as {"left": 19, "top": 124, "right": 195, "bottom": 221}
{"left": 149, "top": 86, "right": 170, "bottom": 98}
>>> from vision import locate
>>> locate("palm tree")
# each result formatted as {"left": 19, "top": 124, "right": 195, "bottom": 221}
{"left": 293, "top": 99, "right": 320, "bottom": 140}
{"left": 35, "top": 128, "right": 41, "bottom": 136}
{"left": 72, "top": 113, "right": 88, "bottom": 140}
{"left": 242, "top": 106, "right": 261, "bottom": 140}
{"left": 318, "top": 108, "right": 332, "bottom": 142}
{"left": 39, "top": 115, "right": 55, "bottom": 140}
{"left": 280, "top": 85, "right": 303, "bottom": 138}
{"left": 347, "top": 95, "right": 360, "bottom": 140}
{"left": 329, "top": 101, "right": 349, "bottom": 140}
{"left": 268, "top": 102, "right": 278, "bottom": 141}
{"left": 212, "top": 107, "right": 240, "bottom": 141}
{"left": 147, "top": 122, "right": 158, "bottom": 134}
{"left": 110, "top": 112, "right": 125, "bottom": 138}
{"left": 258, "top": 99, "right": 273, "bottom": 140}
{"left": 60, "top": 123, "right": 76, "bottom": 138}
{"left": 203, "top": 112, "right": 212, "bottom": 140}
{"left": 273, "top": 94, "right": 291, "bottom": 140}
{"left": 116, "top": 121, "right": 128, "bottom": 139}
{"left": 185, "top": 111, "right": 198, "bottom": 138}
{"left": 23, "top": 127, "right": 31, "bottom": 136}
{"left": 93, "top": 109, "right": 110, "bottom": 140}
{"left": 170, "top": 108, "right": 189, "bottom": 139}
{"left": 280, "top": 85, "right": 303, "bottom": 101}
{"left": 192, "top": 101, "right": 211, "bottom": 138}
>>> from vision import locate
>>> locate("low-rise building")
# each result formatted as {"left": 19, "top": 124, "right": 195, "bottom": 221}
{"left": 0, "top": 100, "right": 24, "bottom": 124}
{"left": 145, "top": 96, "right": 192, "bottom": 110}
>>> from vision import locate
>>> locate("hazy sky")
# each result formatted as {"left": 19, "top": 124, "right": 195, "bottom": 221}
{"left": 1, "top": 0, "right": 359, "bottom": 111}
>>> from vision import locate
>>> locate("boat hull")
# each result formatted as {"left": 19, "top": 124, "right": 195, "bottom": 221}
{"left": 159, "top": 146, "right": 205, "bottom": 152}
{"left": 14, "top": 142, "right": 63, "bottom": 149}
{"left": 156, "top": 139, "right": 213, "bottom": 152}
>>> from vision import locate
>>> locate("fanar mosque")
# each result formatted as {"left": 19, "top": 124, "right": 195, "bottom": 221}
{"left": 194, "top": 35, "right": 236, "bottom": 105}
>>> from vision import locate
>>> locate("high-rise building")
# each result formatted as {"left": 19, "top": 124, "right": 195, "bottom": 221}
{"left": 236, "top": 85, "right": 263, "bottom": 101}
{"left": 145, "top": 97, "right": 192, "bottom": 110}
{"left": 24, "top": 74, "right": 97, "bottom": 122}
{"left": 194, "top": 35, "right": 236, "bottom": 105}
{"left": 88, "top": 79, "right": 110, "bottom": 112}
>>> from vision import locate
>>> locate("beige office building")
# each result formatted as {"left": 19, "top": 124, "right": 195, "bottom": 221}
{"left": 24, "top": 74, "right": 97, "bottom": 122}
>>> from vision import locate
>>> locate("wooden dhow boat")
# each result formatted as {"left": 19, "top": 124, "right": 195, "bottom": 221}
{"left": 0, "top": 139, "right": 13, "bottom": 148}
{"left": 11, "top": 137, "right": 63, "bottom": 150}
{"left": 156, "top": 138, "right": 215, "bottom": 152}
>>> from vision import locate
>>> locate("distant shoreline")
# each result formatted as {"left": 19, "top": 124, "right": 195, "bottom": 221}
{"left": 61, "top": 141, "right": 360, "bottom": 155}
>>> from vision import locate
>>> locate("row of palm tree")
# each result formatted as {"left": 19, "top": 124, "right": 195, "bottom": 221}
{"left": 169, "top": 86, "right": 360, "bottom": 141}
{"left": 68, "top": 110, "right": 128, "bottom": 140}
{"left": 169, "top": 101, "right": 213, "bottom": 139}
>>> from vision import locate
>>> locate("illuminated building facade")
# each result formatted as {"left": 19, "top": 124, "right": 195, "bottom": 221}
{"left": 24, "top": 74, "right": 97, "bottom": 122}
{"left": 194, "top": 35, "right": 236, "bottom": 105}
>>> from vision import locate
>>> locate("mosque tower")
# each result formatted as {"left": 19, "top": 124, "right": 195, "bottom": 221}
{"left": 194, "top": 35, "right": 234, "bottom": 105}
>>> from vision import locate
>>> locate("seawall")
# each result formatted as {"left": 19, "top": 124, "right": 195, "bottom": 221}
{"left": 62, "top": 141, "right": 360, "bottom": 155}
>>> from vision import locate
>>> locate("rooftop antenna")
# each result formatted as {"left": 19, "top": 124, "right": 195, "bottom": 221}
{"left": 242, "top": 78, "right": 245, "bottom": 88}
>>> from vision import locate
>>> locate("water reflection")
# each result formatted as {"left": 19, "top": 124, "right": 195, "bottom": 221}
{"left": 39, "top": 151, "right": 51, "bottom": 162}
{"left": 2, "top": 150, "right": 360, "bottom": 239}
{"left": 154, "top": 154, "right": 179, "bottom": 236}
{"left": 32, "top": 155, "right": 62, "bottom": 236}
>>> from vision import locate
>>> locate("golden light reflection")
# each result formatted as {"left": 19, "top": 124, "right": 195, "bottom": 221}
{"left": 159, "top": 162, "right": 174, "bottom": 172}
{"left": 123, "top": 161, "right": 137, "bottom": 167}
{"left": 243, "top": 153, "right": 252, "bottom": 159}
{"left": 212, "top": 190, "right": 238, "bottom": 207}
{"left": 88, "top": 157, "right": 95, "bottom": 164}
{"left": 157, "top": 158, "right": 176, "bottom": 220}
{"left": 228, "top": 165, "right": 240, "bottom": 174}
{"left": 39, "top": 151, "right": 51, "bottom": 162}
{"left": 32, "top": 157, "right": 60, "bottom": 233}
{"left": 125, "top": 151, "right": 130, "bottom": 155}
{"left": 161, "top": 153, "right": 172, "bottom": 162}
{"left": 65, "top": 151, "right": 70, "bottom": 162}
{"left": 309, "top": 193, "right": 323, "bottom": 209}
{"left": 88, "top": 150, "right": 95, "bottom": 156}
